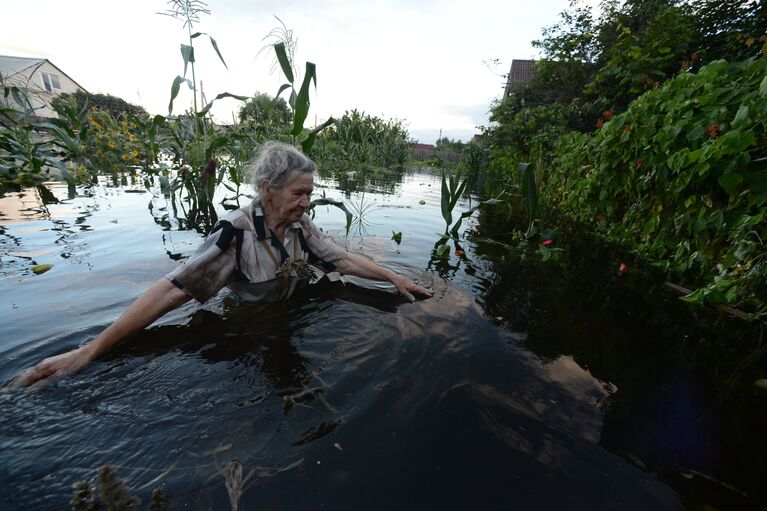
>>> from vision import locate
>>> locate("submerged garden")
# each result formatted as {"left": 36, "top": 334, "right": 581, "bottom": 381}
{"left": 1, "top": 0, "right": 766, "bottom": 509}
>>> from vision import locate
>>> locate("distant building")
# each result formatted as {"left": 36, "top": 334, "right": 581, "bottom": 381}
{"left": 503, "top": 59, "right": 535, "bottom": 98}
{"left": 0, "top": 55, "right": 87, "bottom": 119}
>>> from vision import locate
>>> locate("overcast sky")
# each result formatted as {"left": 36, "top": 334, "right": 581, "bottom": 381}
{"left": 2, "top": 0, "right": 580, "bottom": 143}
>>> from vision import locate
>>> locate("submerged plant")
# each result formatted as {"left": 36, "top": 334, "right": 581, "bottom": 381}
{"left": 71, "top": 466, "right": 166, "bottom": 511}
{"left": 97, "top": 465, "right": 141, "bottom": 511}
{"left": 440, "top": 165, "right": 467, "bottom": 235}
{"left": 440, "top": 164, "right": 503, "bottom": 239}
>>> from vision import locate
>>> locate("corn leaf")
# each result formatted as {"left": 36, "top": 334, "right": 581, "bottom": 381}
{"left": 291, "top": 62, "right": 316, "bottom": 137}
{"left": 274, "top": 42, "right": 294, "bottom": 84}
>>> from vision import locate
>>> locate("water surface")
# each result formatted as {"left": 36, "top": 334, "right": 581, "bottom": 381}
{"left": 0, "top": 169, "right": 762, "bottom": 509}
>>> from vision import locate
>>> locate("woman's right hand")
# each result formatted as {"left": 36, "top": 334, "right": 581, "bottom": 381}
{"left": 7, "top": 345, "right": 95, "bottom": 390}
{"left": 7, "top": 278, "right": 192, "bottom": 391}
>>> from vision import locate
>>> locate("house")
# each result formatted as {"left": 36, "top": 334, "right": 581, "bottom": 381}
{"left": 503, "top": 59, "right": 535, "bottom": 98}
{"left": 0, "top": 55, "right": 87, "bottom": 119}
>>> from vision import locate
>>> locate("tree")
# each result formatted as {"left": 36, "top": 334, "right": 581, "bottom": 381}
{"left": 237, "top": 92, "right": 291, "bottom": 136}
{"left": 435, "top": 137, "right": 466, "bottom": 152}
{"left": 688, "top": 0, "right": 767, "bottom": 62}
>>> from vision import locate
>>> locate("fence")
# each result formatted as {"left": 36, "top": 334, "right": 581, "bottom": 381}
{"left": 408, "top": 146, "right": 462, "bottom": 163}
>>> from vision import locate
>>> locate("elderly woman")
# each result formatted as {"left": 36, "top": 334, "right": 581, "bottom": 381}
{"left": 11, "top": 142, "right": 432, "bottom": 389}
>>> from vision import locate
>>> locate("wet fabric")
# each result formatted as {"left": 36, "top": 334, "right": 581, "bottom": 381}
{"left": 165, "top": 201, "right": 348, "bottom": 303}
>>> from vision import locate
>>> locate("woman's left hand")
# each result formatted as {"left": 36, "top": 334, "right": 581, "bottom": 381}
{"left": 392, "top": 275, "right": 433, "bottom": 302}
{"left": 336, "top": 253, "right": 433, "bottom": 302}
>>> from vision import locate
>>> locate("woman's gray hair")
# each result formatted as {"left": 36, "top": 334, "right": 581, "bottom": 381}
{"left": 248, "top": 141, "right": 316, "bottom": 199}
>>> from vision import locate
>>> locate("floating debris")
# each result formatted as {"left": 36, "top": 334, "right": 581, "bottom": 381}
{"left": 31, "top": 264, "right": 53, "bottom": 275}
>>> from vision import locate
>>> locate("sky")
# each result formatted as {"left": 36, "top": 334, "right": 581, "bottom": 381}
{"left": 2, "top": 0, "right": 581, "bottom": 144}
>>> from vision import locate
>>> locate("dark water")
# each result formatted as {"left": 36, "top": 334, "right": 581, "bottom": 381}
{"left": 0, "top": 169, "right": 764, "bottom": 510}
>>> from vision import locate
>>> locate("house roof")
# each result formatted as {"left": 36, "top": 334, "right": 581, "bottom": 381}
{"left": 504, "top": 59, "right": 536, "bottom": 97}
{"left": 0, "top": 55, "right": 45, "bottom": 78}
{"left": 0, "top": 55, "right": 87, "bottom": 92}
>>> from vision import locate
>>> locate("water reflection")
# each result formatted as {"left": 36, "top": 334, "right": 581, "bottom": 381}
{"left": 470, "top": 205, "right": 766, "bottom": 508}
{"left": 319, "top": 166, "right": 404, "bottom": 197}
{"left": 0, "top": 185, "right": 102, "bottom": 276}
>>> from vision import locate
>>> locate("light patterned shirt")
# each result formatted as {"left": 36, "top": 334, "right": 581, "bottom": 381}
{"left": 165, "top": 201, "right": 348, "bottom": 303}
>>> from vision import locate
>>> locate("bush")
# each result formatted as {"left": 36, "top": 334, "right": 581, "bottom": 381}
{"left": 52, "top": 91, "right": 149, "bottom": 122}
{"left": 543, "top": 57, "right": 767, "bottom": 316}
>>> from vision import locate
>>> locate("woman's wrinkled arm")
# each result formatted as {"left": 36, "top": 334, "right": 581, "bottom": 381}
{"left": 8, "top": 278, "right": 191, "bottom": 390}
{"left": 335, "top": 253, "right": 432, "bottom": 302}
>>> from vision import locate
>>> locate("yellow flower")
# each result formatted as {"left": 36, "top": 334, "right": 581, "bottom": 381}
{"left": 133, "top": 158, "right": 141, "bottom": 165}
{"left": 131, "top": 149, "right": 139, "bottom": 157}
{"left": 127, "top": 134, "right": 135, "bottom": 142}
{"left": 121, "top": 154, "right": 130, "bottom": 161}
{"left": 130, "top": 123, "right": 137, "bottom": 129}
{"left": 107, "top": 140, "right": 116, "bottom": 149}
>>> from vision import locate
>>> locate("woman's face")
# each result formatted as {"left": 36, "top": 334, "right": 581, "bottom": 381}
{"left": 264, "top": 172, "right": 314, "bottom": 224}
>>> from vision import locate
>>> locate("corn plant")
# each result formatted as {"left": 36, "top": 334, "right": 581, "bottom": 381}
{"left": 263, "top": 18, "right": 334, "bottom": 154}
{"left": 440, "top": 165, "right": 467, "bottom": 235}
{"left": 438, "top": 163, "right": 503, "bottom": 264}
{"left": 160, "top": 0, "right": 248, "bottom": 220}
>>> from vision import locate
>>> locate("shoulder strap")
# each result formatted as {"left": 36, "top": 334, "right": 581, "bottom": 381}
{"left": 210, "top": 220, "right": 248, "bottom": 281}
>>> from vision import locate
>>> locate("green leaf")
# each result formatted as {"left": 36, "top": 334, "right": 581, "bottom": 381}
{"left": 732, "top": 105, "right": 749, "bottom": 127}
{"left": 274, "top": 42, "right": 294, "bottom": 84}
{"left": 718, "top": 172, "right": 743, "bottom": 194}
{"left": 687, "top": 124, "right": 705, "bottom": 142}
{"left": 208, "top": 35, "right": 228, "bottom": 69}
{"left": 391, "top": 231, "right": 402, "bottom": 245}
{"left": 197, "top": 92, "right": 249, "bottom": 116}
{"left": 31, "top": 264, "right": 53, "bottom": 275}
{"left": 435, "top": 244, "right": 450, "bottom": 259}
{"left": 301, "top": 133, "right": 317, "bottom": 154}
{"left": 205, "top": 136, "right": 230, "bottom": 161}
{"left": 718, "top": 130, "right": 755, "bottom": 155}
{"left": 291, "top": 62, "right": 316, "bottom": 137}
{"left": 679, "top": 288, "right": 706, "bottom": 303}
{"left": 309, "top": 197, "right": 353, "bottom": 236}
{"left": 539, "top": 243, "right": 551, "bottom": 261}
{"left": 760, "top": 75, "right": 767, "bottom": 96}
{"left": 440, "top": 168, "right": 452, "bottom": 227}
{"left": 519, "top": 162, "right": 538, "bottom": 234}
{"left": 449, "top": 198, "right": 503, "bottom": 238}
{"left": 168, "top": 76, "right": 192, "bottom": 114}
{"left": 180, "top": 44, "right": 195, "bottom": 78}
{"left": 276, "top": 83, "right": 292, "bottom": 99}
{"left": 301, "top": 117, "right": 335, "bottom": 154}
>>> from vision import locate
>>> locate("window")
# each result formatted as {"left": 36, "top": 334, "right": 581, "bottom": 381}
{"left": 41, "top": 72, "right": 61, "bottom": 92}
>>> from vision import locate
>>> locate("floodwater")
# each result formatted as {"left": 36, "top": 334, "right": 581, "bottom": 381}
{"left": 0, "top": 168, "right": 764, "bottom": 510}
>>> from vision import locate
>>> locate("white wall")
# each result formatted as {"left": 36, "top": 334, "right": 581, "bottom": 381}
{"left": 5, "top": 60, "right": 84, "bottom": 118}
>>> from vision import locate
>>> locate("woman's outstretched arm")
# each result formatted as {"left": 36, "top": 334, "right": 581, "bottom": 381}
{"left": 8, "top": 278, "right": 191, "bottom": 390}
{"left": 336, "top": 253, "right": 433, "bottom": 302}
